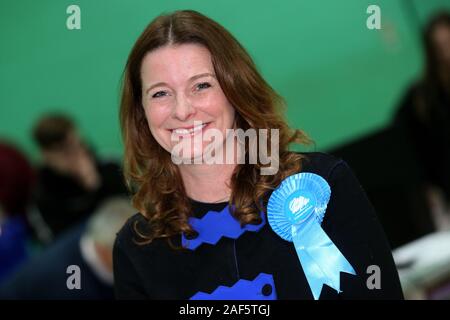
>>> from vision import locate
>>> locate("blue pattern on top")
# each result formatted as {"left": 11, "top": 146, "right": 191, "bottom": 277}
{"left": 182, "top": 205, "right": 266, "bottom": 250}
{"left": 190, "top": 273, "right": 276, "bottom": 300}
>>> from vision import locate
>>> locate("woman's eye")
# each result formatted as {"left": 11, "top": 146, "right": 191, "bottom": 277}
{"left": 196, "top": 82, "right": 211, "bottom": 91}
{"left": 152, "top": 91, "right": 168, "bottom": 98}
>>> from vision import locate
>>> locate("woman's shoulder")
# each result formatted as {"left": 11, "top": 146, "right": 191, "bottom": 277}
{"left": 297, "top": 151, "right": 348, "bottom": 182}
{"left": 115, "top": 212, "right": 162, "bottom": 253}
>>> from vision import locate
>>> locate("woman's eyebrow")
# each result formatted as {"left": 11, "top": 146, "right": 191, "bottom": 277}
{"left": 189, "top": 72, "right": 216, "bottom": 82}
{"left": 144, "top": 72, "right": 216, "bottom": 94}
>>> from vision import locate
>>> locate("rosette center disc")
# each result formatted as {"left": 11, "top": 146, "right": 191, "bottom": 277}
{"left": 285, "top": 190, "right": 316, "bottom": 225}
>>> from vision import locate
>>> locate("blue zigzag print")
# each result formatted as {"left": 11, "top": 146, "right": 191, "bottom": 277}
{"left": 181, "top": 205, "right": 266, "bottom": 250}
{"left": 190, "top": 273, "right": 277, "bottom": 300}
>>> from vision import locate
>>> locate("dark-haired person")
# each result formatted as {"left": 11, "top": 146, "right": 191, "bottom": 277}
{"left": 394, "top": 12, "right": 450, "bottom": 219}
{"left": 32, "top": 114, "right": 128, "bottom": 239}
{"left": 113, "top": 10, "right": 404, "bottom": 300}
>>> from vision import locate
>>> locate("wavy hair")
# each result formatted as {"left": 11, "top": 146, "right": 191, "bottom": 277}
{"left": 120, "top": 10, "right": 311, "bottom": 247}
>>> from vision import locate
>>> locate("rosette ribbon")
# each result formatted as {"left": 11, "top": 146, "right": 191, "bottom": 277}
{"left": 267, "top": 172, "right": 356, "bottom": 299}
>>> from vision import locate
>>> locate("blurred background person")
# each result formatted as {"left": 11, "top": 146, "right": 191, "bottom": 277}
{"left": 0, "top": 142, "right": 35, "bottom": 285}
{"left": 0, "top": 196, "right": 135, "bottom": 299}
{"left": 394, "top": 11, "right": 450, "bottom": 230}
{"left": 31, "top": 114, "right": 128, "bottom": 239}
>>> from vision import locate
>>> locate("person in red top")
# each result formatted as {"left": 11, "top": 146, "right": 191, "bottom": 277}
{"left": 0, "top": 141, "right": 35, "bottom": 284}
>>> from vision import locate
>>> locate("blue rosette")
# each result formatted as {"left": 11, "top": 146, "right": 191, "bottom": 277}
{"left": 267, "top": 172, "right": 356, "bottom": 299}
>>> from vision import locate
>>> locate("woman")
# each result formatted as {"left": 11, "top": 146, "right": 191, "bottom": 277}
{"left": 114, "top": 10, "right": 403, "bottom": 300}
{"left": 394, "top": 12, "right": 450, "bottom": 214}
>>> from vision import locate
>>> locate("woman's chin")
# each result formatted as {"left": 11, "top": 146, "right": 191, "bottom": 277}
{"left": 170, "top": 141, "right": 227, "bottom": 165}
{"left": 170, "top": 148, "right": 205, "bottom": 164}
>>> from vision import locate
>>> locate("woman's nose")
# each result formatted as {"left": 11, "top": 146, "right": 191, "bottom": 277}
{"left": 172, "top": 94, "right": 196, "bottom": 121}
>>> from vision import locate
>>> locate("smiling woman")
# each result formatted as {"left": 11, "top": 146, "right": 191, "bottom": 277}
{"left": 114, "top": 9, "right": 404, "bottom": 300}
{"left": 140, "top": 44, "right": 235, "bottom": 162}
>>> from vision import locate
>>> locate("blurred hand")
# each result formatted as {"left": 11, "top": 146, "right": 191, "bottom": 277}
{"left": 72, "top": 147, "right": 101, "bottom": 191}
{"left": 43, "top": 132, "right": 101, "bottom": 191}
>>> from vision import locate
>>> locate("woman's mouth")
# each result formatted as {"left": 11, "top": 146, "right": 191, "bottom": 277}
{"left": 171, "top": 122, "right": 210, "bottom": 136}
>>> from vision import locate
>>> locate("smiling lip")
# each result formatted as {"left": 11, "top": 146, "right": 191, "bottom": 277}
{"left": 170, "top": 122, "right": 210, "bottom": 135}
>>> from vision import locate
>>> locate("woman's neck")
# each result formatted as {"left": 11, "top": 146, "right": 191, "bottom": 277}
{"left": 179, "top": 162, "right": 236, "bottom": 203}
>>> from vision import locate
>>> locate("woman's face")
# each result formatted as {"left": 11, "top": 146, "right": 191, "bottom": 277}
{"left": 140, "top": 43, "right": 235, "bottom": 162}
{"left": 433, "top": 24, "right": 450, "bottom": 65}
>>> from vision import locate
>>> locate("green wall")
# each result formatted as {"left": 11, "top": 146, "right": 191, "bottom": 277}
{"left": 1, "top": 0, "right": 449, "bottom": 161}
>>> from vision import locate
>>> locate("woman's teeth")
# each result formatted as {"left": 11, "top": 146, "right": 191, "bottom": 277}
{"left": 173, "top": 123, "right": 207, "bottom": 135}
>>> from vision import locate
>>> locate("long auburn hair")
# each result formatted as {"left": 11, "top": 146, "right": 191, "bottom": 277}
{"left": 414, "top": 11, "right": 450, "bottom": 122}
{"left": 120, "top": 10, "right": 311, "bottom": 247}
{"left": 423, "top": 11, "right": 450, "bottom": 90}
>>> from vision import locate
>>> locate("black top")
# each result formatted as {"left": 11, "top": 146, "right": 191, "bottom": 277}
{"left": 394, "top": 83, "right": 450, "bottom": 201}
{"left": 35, "top": 160, "right": 128, "bottom": 237}
{"left": 113, "top": 152, "right": 404, "bottom": 300}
